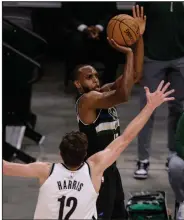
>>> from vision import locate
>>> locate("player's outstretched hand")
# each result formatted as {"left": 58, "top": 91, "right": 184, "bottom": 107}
{"left": 107, "top": 37, "right": 132, "bottom": 54}
{"left": 145, "top": 80, "right": 175, "bottom": 109}
{"left": 132, "top": 5, "right": 146, "bottom": 36}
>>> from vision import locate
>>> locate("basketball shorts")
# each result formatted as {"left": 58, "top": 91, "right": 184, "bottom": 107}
{"left": 96, "top": 164, "right": 128, "bottom": 220}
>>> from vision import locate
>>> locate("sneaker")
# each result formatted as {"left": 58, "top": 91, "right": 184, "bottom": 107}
{"left": 134, "top": 160, "right": 150, "bottom": 179}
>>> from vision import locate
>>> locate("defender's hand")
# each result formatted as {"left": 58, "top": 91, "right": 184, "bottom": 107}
{"left": 132, "top": 5, "right": 146, "bottom": 36}
{"left": 107, "top": 38, "right": 132, "bottom": 54}
{"left": 145, "top": 81, "right": 175, "bottom": 109}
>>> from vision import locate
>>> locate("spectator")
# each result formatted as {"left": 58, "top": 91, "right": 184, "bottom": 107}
{"left": 134, "top": 2, "right": 184, "bottom": 179}
{"left": 168, "top": 112, "right": 184, "bottom": 220}
{"left": 62, "top": 2, "right": 121, "bottom": 87}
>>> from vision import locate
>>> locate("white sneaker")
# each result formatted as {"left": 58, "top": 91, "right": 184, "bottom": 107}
{"left": 134, "top": 160, "right": 150, "bottom": 179}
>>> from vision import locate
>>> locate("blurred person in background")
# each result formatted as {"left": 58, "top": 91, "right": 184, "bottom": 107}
{"left": 168, "top": 112, "right": 184, "bottom": 220}
{"left": 134, "top": 2, "right": 184, "bottom": 179}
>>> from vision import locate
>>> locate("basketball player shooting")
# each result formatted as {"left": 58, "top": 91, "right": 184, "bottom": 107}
{"left": 3, "top": 81, "right": 175, "bottom": 219}
{"left": 73, "top": 5, "right": 146, "bottom": 219}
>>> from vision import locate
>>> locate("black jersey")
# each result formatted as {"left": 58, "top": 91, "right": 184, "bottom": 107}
{"left": 75, "top": 94, "right": 120, "bottom": 158}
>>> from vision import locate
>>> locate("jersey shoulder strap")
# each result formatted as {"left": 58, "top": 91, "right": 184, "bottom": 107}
{"left": 85, "top": 161, "right": 91, "bottom": 178}
{"left": 49, "top": 163, "right": 55, "bottom": 176}
{"left": 75, "top": 94, "right": 85, "bottom": 113}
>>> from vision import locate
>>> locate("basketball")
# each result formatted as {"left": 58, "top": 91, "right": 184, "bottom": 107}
{"left": 107, "top": 14, "right": 140, "bottom": 47}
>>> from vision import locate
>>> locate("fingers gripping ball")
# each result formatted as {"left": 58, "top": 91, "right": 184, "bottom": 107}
{"left": 107, "top": 14, "right": 140, "bottom": 46}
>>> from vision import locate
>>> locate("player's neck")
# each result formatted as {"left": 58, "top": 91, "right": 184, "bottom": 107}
{"left": 64, "top": 163, "right": 84, "bottom": 171}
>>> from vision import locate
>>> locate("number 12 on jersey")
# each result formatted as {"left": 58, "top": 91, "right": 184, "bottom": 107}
{"left": 58, "top": 196, "right": 78, "bottom": 219}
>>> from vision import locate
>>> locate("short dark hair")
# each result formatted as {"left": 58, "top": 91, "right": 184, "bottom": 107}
{"left": 72, "top": 64, "right": 89, "bottom": 81}
{"left": 59, "top": 131, "right": 88, "bottom": 167}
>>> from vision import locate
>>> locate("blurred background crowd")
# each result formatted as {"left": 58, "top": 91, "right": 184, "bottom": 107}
{"left": 3, "top": 1, "right": 133, "bottom": 162}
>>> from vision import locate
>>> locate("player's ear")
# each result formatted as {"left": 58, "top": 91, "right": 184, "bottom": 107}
{"left": 74, "top": 80, "right": 81, "bottom": 90}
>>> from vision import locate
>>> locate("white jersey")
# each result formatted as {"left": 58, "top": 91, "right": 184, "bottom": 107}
{"left": 34, "top": 162, "right": 98, "bottom": 219}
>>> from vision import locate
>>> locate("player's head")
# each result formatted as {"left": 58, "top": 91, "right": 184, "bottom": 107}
{"left": 59, "top": 131, "right": 88, "bottom": 168}
{"left": 72, "top": 64, "right": 100, "bottom": 93}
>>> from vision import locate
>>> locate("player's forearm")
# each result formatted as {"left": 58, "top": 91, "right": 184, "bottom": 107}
{"left": 102, "top": 51, "right": 134, "bottom": 95}
{"left": 92, "top": 99, "right": 159, "bottom": 172}
{"left": 115, "top": 51, "right": 134, "bottom": 101}
{"left": 133, "top": 36, "right": 144, "bottom": 82}
{"left": 101, "top": 103, "right": 155, "bottom": 170}
{"left": 107, "top": 103, "right": 155, "bottom": 153}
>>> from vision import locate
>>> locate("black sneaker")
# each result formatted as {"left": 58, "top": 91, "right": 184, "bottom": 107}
{"left": 134, "top": 160, "right": 150, "bottom": 179}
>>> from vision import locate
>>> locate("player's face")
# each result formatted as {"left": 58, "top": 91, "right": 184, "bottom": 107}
{"left": 76, "top": 66, "right": 100, "bottom": 93}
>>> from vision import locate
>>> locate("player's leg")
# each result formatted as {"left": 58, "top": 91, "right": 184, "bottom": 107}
{"left": 167, "top": 57, "right": 184, "bottom": 154}
{"left": 96, "top": 167, "right": 116, "bottom": 220}
{"left": 134, "top": 56, "right": 169, "bottom": 179}
{"left": 111, "top": 167, "right": 127, "bottom": 219}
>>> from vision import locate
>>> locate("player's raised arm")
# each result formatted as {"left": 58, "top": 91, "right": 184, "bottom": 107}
{"left": 80, "top": 48, "right": 134, "bottom": 109}
{"left": 101, "top": 41, "right": 134, "bottom": 96}
{"left": 101, "top": 5, "right": 146, "bottom": 93}
{"left": 132, "top": 5, "right": 146, "bottom": 83}
{"left": 3, "top": 160, "right": 51, "bottom": 179}
{"left": 88, "top": 81, "right": 175, "bottom": 173}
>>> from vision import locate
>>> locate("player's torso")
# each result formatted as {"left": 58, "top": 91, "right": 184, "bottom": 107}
{"left": 76, "top": 95, "right": 120, "bottom": 157}
{"left": 34, "top": 163, "right": 98, "bottom": 219}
